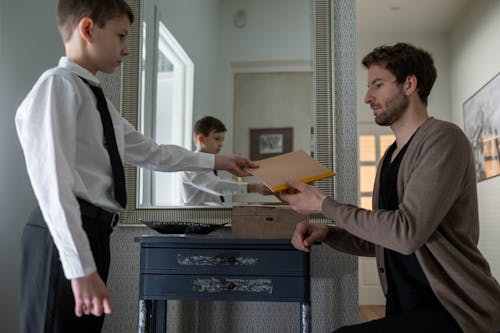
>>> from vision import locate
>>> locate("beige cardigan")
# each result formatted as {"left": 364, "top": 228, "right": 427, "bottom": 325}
{"left": 323, "top": 118, "right": 500, "bottom": 333}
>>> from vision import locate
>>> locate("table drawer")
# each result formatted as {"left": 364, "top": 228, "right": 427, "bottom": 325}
{"left": 140, "top": 274, "right": 309, "bottom": 302}
{"left": 141, "top": 248, "right": 308, "bottom": 276}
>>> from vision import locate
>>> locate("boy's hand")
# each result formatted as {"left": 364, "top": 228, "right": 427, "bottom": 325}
{"left": 215, "top": 154, "right": 258, "bottom": 177}
{"left": 291, "top": 221, "right": 329, "bottom": 252}
{"left": 71, "top": 272, "right": 113, "bottom": 317}
{"left": 280, "top": 179, "right": 327, "bottom": 215}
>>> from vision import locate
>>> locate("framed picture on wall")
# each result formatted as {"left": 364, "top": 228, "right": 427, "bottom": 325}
{"left": 249, "top": 127, "right": 293, "bottom": 160}
{"left": 463, "top": 72, "right": 500, "bottom": 182}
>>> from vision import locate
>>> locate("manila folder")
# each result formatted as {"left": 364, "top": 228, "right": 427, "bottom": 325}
{"left": 248, "top": 150, "right": 335, "bottom": 192}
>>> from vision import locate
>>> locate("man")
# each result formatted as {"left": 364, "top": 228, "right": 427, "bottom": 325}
{"left": 281, "top": 43, "right": 500, "bottom": 333}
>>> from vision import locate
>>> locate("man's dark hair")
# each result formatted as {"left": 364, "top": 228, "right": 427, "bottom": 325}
{"left": 57, "top": 0, "right": 134, "bottom": 42}
{"left": 193, "top": 116, "right": 227, "bottom": 136}
{"left": 362, "top": 42, "right": 437, "bottom": 104}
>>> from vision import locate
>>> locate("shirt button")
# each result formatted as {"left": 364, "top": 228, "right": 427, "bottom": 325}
{"left": 378, "top": 267, "right": 385, "bottom": 274}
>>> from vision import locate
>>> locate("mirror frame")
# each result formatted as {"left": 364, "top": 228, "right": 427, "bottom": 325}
{"left": 120, "top": 0, "right": 357, "bottom": 225}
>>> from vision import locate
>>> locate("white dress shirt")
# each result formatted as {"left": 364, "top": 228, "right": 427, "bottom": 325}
{"left": 181, "top": 165, "right": 247, "bottom": 206}
{"left": 15, "top": 57, "right": 214, "bottom": 279}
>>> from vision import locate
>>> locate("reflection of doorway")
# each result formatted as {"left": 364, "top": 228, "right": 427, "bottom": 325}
{"left": 138, "top": 18, "right": 194, "bottom": 207}
{"left": 232, "top": 61, "right": 313, "bottom": 203}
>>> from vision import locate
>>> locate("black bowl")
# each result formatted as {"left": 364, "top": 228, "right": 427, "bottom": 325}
{"left": 139, "top": 219, "right": 223, "bottom": 234}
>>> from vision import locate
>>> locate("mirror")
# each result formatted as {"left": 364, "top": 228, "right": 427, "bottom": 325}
{"left": 120, "top": 0, "right": 344, "bottom": 223}
{"left": 137, "top": 0, "right": 314, "bottom": 208}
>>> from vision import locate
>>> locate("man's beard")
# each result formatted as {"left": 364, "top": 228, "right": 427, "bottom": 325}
{"left": 375, "top": 88, "right": 409, "bottom": 126}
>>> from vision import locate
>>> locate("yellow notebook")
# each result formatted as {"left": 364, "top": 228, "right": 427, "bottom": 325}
{"left": 248, "top": 150, "right": 335, "bottom": 192}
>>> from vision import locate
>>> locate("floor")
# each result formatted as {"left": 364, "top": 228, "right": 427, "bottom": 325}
{"left": 359, "top": 305, "right": 385, "bottom": 323}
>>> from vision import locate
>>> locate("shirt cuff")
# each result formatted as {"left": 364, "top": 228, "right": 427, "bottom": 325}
{"left": 60, "top": 251, "right": 97, "bottom": 279}
{"left": 322, "top": 196, "right": 341, "bottom": 223}
{"left": 197, "top": 152, "right": 215, "bottom": 169}
{"left": 238, "top": 182, "right": 248, "bottom": 194}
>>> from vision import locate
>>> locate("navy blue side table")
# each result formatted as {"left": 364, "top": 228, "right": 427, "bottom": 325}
{"left": 136, "top": 232, "right": 311, "bottom": 332}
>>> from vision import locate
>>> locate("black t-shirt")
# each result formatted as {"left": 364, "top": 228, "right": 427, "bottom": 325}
{"left": 379, "top": 140, "right": 442, "bottom": 315}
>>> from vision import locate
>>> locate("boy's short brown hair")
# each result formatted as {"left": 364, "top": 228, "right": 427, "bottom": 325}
{"left": 57, "top": 0, "right": 134, "bottom": 42}
{"left": 194, "top": 116, "right": 227, "bottom": 137}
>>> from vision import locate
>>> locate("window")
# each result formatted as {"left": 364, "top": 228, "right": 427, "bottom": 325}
{"left": 358, "top": 126, "right": 395, "bottom": 210}
{"left": 357, "top": 124, "right": 395, "bottom": 305}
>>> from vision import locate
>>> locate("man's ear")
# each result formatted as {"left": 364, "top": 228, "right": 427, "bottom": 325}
{"left": 78, "top": 17, "right": 94, "bottom": 44}
{"left": 404, "top": 75, "right": 418, "bottom": 96}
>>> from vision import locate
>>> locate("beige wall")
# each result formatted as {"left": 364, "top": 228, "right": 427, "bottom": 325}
{"left": 233, "top": 71, "right": 313, "bottom": 157}
{"left": 232, "top": 70, "right": 313, "bottom": 203}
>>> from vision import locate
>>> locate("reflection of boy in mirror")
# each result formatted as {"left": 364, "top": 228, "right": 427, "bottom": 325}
{"left": 182, "top": 116, "right": 271, "bottom": 205}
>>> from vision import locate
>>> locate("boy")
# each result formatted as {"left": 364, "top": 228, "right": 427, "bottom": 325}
{"left": 15, "top": 1, "right": 255, "bottom": 332}
{"left": 182, "top": 116, "right": 271, "bottom": 205}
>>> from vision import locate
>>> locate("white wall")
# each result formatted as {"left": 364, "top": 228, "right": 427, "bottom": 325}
{"left": 157, "top": 0, "right": 221, "bottom": 131}
{"left": 220, "top": 0, "right": 312, "bottom": 62}
{"left": 219, "top": 0, "right": 313, "bottom": 154}
{"left": 0, "top": 0, "right": 62, "bottom": 331}
{"left": 450, "top": 0, "right": 500, "bottom": 279}
{"left": 0, "top": 0, "right": 3, "bottom": 60}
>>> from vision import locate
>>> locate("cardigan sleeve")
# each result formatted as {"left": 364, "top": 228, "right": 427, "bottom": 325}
{"left": 321, "top": 123, "right": 473, "bottom": 255}
{"left": 323, "top": 223, "right": 376, "bottom": 257}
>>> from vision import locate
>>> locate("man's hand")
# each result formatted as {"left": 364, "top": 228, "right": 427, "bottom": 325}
{"left": 215, "top": 154, "right": 258, "bottom": 177}
{"left": 280, "top": 179, "right": 327, "bottom": 215}
{"left": 291, "top": 221, "right": 329, "bottom": 252}
{"left": 71, "top": 272, "right": 113, "bottom": 317}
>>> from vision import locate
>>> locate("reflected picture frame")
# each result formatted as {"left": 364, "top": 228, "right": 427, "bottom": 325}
{"left": 250, "top": 127, "right": 293, "bottom": 160}
{"left": 463, "top": 71, "right": 500, "bottom": 182}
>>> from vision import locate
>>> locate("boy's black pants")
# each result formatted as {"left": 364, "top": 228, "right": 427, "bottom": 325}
{"left": 21, "top": 205, "right": 113, "bottom": 333}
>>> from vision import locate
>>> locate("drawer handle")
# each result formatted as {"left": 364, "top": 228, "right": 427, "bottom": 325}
{"left": 216, "top": 256, "right": 236, "bottom": 264}
{"left": 192, "top": 278, "right": 273, "bottom": 294}
{"left": 177, "top": 255, "right": 258, "bottom": 266}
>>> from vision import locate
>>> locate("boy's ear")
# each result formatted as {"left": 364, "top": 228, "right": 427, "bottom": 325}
{"left": 196, "top": 133, "right": 205, "bottom": 144}
{"left": 79, "top": 17, "right": 94, "bottom": 44}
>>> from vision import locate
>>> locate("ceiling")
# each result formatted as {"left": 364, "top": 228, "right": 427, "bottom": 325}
{"left": 356, "top": 0, "right": 471, "bottom": 36}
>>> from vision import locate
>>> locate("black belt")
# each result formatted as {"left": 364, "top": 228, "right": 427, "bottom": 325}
{"left": 77, "top": 198, "right": 120, "bottom": 228}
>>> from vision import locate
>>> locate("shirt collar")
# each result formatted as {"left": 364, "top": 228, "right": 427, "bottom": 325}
{"left": 58, "top": 57, "right": 100, "bottom": 85}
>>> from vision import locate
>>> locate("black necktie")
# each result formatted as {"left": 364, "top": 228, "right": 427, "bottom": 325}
{"left": 213, "top": 170, "right": 225, "bottom": 203}
{"left": 80, "top": 77, "right": 127, "bottom": 208}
